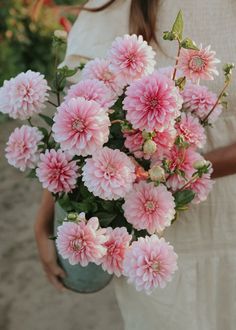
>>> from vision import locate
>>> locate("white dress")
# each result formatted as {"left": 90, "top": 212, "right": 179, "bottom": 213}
{"left": 63, "top": 1, "right": 236, "bottom": 329}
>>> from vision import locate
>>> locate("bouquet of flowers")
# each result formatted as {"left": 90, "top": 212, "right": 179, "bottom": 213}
{"left": 1, "top": 11, "right": 234, "bottom": 294}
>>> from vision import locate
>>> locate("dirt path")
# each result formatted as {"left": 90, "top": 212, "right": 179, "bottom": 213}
{"left": 0, "top": 120, "right": 123, "bottom": 330}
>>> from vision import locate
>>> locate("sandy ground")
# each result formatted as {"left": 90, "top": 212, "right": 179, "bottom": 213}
{"left": 0, "top": 119, "right": 124, "bottom": 330}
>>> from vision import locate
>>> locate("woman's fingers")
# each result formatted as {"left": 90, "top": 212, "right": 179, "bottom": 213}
{"left": 44, "top": 262, "right": 67, "bottom": 291}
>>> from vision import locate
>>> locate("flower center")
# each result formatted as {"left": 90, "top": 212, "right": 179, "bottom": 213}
{"left": 72, "top": 119, "right": 85, "bottom": 132}
{"left": 189, "top": 56, "right": 205, "bottom": 71}
{"left": 102, "top": 71, "right": 113, "bottom": 82}
{"left": 125, "top": 52, "right": 136, "bottom": 67}
{"left": 151, "top": 261, "right": 161, "bottom": 272}
{"left": 71, "top": 239, "right": 82, "bottom": 251}
{"left": 145, "top": 200, "right": 157, "bottom": 213}
{"left": 104, "top": 163, "right": 116, "bottom": 179}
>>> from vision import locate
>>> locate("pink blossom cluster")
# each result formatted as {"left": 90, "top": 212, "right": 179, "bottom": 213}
{"left": 1, "top": 32, "right": 223, "bottom": 294}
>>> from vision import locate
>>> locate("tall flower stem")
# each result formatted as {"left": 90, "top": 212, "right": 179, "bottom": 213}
{"left": 202, "top": 79, "right": 231, "bottom": 124}
{"left": 172, "top": 38, "right": 181, "bottom": 81}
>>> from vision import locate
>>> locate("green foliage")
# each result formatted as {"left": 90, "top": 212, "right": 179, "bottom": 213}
{"left": 171, "top": 10, "right": 184, "bottom": 40}
{"left": 174, "top": 189, "right": 195, "bottom": 210}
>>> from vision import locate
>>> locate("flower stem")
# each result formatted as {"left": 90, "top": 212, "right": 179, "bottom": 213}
{"left": 172, "top": 39, "right": 181, "bottom": 81}
{"left": 111, "top": 119, "right": 125, "bottom": 125}
{"left": 178, "top": 173, "right": 199, "bottom": 192}
{"left": 47, "top": 100, "right": 58, "bottom": 107}
{"left": 27, "top": 118, "right": 33, "bottom": 127}
{"left": 202, "top": 79, "right": 231, "bottom": 124}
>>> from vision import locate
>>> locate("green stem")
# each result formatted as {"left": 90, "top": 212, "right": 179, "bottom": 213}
{"left": 27, "top": 118, "right": 33, "bottom": 127}
{"left": 47, "top": 100, "right": 58, "bottom": 107}
{"left": 202, "top": 79, "right": 231, "bottom": 124}
{"left": 172, "top": 39, "right": 181, "bottom": 81}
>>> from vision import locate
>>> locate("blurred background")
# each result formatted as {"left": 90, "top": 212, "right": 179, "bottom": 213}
{"left": 0, "top": 1, "right": 123, "bottom": 329}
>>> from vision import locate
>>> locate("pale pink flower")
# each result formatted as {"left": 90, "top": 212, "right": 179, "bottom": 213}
{"left": 36, "top": 149, "right": 79, "bottom": 193}
{"left": 189, "top": 172, "right": 214, "bottom": 204}
{"left": 182, "top": 83, "right": 222, "bottom": 124}
{"left": 152, "top": 126, "right": 177, "bottom": 160}
{"left": 64, "top": 79, "right": 115, "bottom": 108}
{"left": 123, "top": 181, "right": 176, "bottom": 234}
{"left": 123, "top": 235, "right": 178, "bottom": 294}
{"left": 5, "top": 125, "right": 43, "bottom": 171}
{"left": 108, "top": 34, "right": 156, "bottom": 84}
{"left": 0, "top": 70, "right": 49, "bottom": 120}
{"left": 124, "top": 130, "right": 144, "bottom": 158}
{"left": 123, "top": 72, "right": 182, "bottom": 131}
{"left": 82, "top": 58, "right": 124, "bottom": 95}
{"left": 166, "top": 146, "right": 203, "bottom": 191}
{"left": 82, "top": 147, "right": 136, "bottom": 200}
{"left": 101, "top": 227, "right": 132, "bottom": 276}
{"left": 56, "top": 217, "right": 107, "bottom": 266}
{"left": 177, "top": 45, "right": 220, "bottom": 82}
{"left": 52, "top": 97, "right": 110, "bottom": 156}
{"left": 175, "top": 113, "right": 206, "bottom": 148}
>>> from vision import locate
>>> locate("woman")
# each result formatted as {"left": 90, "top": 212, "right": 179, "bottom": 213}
{"left": 35, "top": 1, "right": 236, "bottom": 329}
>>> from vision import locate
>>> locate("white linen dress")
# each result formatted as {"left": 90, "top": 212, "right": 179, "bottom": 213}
{"left": 62, "top": 0, "right": 236, "bottom": 329}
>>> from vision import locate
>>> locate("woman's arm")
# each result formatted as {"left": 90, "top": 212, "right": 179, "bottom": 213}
{"left": 35, "top": 190, "right": 66, "bottom": 291}
{"left": 205, "top": 143, "right": 236, "bottom": 179}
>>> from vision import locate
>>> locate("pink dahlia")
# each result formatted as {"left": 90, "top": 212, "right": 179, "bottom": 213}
{"left": 108, "top": 34, "right": 156, "bottom": 84}
{"left": 123, "top": 181, "right": 176, "bottom": 234}
{"left": 189, "top": 172, "right": 214, "bottom": 204}
{"left": 182, "top": 83, "right": 222, "bottom": 124}
{"left": 152, "top": 126, "right": 177, "bottom": 160}
{"left": 64, "top": 79, "right": 115, "bottom": 108}
{"left": 52, "top": 97, "right": 110, "bottom": 156}
{"left": 101, "top": 227, "right": 132, "bottom": 277}
{"left": 5, "top": 125, "right": 43, "bottom": 171}
{"left": 82, "top": 58, "right": 124, "bottom": 95}
{"left": 36, "top": 149, "right": 79, "bottom": 193}
{"left": 166, "top": 146, "right": 203, "bottom": 191}
{"left": 175, "top": 113, "right": 206, "bottom": 148}
{"left": 177, "top": 45, "right": 220, "bottom": 82}
{"left": 82, "top": 147, "right": 136, "bottom": 200}
{"left": 56, "top": 217, "right": 107, "bottom": 266}
{"left": 124, "top": 129, "right": 144, "bottom": 158}
{"left": 123, "top": 72, "right": 182, "bottom": 131}
{"left": 0, "top": 70, "right": 49, "bottom": 120}
{"left": 123, "top": 235, "right": 178, "bottom": 294}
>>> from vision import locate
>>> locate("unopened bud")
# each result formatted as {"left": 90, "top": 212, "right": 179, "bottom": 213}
{"left": 54, "top": 30, "right": 68, "bottom": 41}
{"left": 143, "top": 140, "right": 157, "bottom": 155}
{"left": 149, "top": 165, "right": 166, "bottom": 182}
{"left": 67, "top": 213, "right": 77, "bottom": 221}
{"left": 193, "top": 159, "right": 208, "bottom": 170}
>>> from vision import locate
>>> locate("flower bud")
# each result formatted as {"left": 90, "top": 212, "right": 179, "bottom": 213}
{"left": 149, "top": 165, "right": 166, "bottom": 182}
{"left": 54, "top": 30, "right": 68, "bottom": 41}
{"left": 67, "top": 213, "right": 77, "bottom": 221}
{"left": 193, "top": 159, "right": 208, "bottom": 170}
{"left": 143, "top": 140, "right": 157, "bottom": 155}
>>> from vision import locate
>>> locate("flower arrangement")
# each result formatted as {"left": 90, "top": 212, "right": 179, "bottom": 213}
{"left": 1, "top": 11, "right": 234, "bottom": 294}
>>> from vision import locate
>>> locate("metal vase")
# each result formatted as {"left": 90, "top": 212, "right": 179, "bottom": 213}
{"left": 54, "top": 202, "right": 113, "bottom": 293}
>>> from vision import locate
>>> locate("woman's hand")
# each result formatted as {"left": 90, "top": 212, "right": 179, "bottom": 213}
{"left": 205, "top": 142, "right": 236, "bottom": 179}
{"left": 35, "top": 190, "right": 66, "bottom": 292}
{"left": 35, "top": 231, "right": 66, "bottom": 291}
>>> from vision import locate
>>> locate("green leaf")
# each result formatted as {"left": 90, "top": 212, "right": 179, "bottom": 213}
{"left": 94, "top": 212, "right": 117, "bottom": 227}
{"left": 26, "top": 169, "right": 37, "bottom": 179}
{"left": 181, "top": 38, "right": 199, "bottom": 50}
{"left": 39, "top": 114, "right": 54, "bottom": 127}
{"left": 175, "top": 76, "right": 186, "bottom": 91}
{"left": 171, "top": 10, "right": 184, "bottom": 40}
{"left": 163, "top": 31, "right": 176, "bottom": 41}
{"left": 38, "top": 126, "right": 49, "bottom": 143}
{"left": 174, "top": 189, "right": 195, "bottom": 209}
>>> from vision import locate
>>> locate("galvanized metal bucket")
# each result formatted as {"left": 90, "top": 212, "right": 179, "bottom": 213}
{"left": 54, "top": 203, "right": 113, "bottom": 293}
